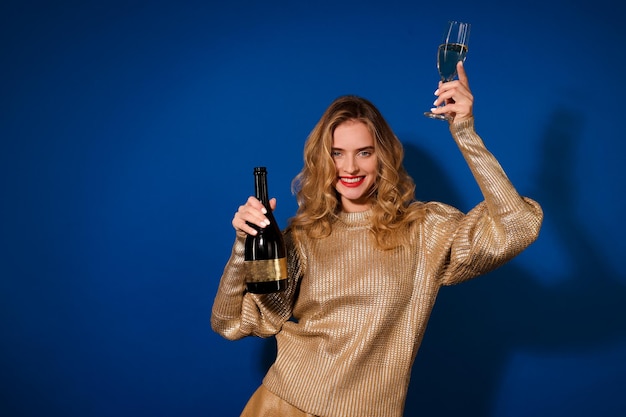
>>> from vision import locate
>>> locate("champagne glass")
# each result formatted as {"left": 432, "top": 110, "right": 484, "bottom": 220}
{"left": 424, "top": 21, "right": 471, "bottom": 120}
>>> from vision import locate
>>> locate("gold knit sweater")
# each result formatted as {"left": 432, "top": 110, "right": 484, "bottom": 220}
{"left": 211, "top": 118, "right": 543, "bottom": 417}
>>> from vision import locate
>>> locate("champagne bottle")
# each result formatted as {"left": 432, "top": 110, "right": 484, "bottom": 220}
{"left": 244, "top": 167, "right": 287, "bottom": 293}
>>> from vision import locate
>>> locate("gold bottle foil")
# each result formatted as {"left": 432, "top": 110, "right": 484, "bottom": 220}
{"left": 245, "top": 258, "right": 287, "bottom": 283}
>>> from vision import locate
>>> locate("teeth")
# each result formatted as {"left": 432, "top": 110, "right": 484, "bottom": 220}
{"left": 341, "top": 177, "right": 363, "bottom": 183}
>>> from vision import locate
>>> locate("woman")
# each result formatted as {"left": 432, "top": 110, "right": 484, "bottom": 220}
{"left": 211, "top": 62, "right": 543, "bottom": 417}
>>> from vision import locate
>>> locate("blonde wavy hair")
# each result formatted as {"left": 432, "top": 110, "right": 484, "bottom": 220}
{"left": 287, "top": 95, "right": 423, "bottom": 250}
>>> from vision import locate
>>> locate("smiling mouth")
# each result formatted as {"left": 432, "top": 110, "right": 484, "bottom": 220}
{"left": 339, "top": 176, "right": 365, "bottom": 187}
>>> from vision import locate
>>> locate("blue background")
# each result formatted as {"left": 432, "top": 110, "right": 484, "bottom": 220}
{"left": 2, "top": 0, "right": 625, "bottom": 416}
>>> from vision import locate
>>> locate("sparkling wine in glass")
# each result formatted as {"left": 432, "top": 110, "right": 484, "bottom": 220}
{"left": 424, "top": 21, "right": 471, "bottom": 120}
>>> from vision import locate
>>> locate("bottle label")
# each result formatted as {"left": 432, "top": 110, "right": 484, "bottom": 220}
{"left": 245, "top": 258, "right": 288, "bottom": 282}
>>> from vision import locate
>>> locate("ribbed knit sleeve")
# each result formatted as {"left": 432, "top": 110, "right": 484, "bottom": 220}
{"left": 438, "top": 117, "right": 543, "bottom": 285}
{"left": 211, "top": 231, "right": 303, "bottom": 340}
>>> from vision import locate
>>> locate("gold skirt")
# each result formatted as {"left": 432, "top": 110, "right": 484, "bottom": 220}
{"left": 240, "top": 385, "right": 318, "bottom": 417}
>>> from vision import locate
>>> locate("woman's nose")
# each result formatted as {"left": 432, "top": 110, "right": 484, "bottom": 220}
{"left": 343, "top": 157, "right": 358, "bottom": 174}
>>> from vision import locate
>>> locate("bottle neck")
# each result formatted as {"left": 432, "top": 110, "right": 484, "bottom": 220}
{"left": 254, "top": 170, "right": 270, "bottom": 207}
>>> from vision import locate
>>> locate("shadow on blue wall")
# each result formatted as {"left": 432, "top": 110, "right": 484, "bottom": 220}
{"left": 405, "top": 108, "right": 626, "bottom": 415}
{"left": 251, "top": 108, "right": 626, "bottom": 416}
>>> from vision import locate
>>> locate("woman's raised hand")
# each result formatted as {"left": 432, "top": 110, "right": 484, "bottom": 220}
{"left": 431, "top": 61, "right": 474, "bottom": 124}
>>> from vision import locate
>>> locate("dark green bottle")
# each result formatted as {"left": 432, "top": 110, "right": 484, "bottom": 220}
{"left": 244, "top": 167, "right": 287, "bottom": 293}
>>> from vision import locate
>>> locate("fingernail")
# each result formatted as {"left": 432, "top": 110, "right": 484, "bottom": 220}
{"left": 261, "top": 207, "right": 267, "bottom": 214}
{"left": 264, "top": 219, "right": 271, "bottom": 226}
{"left": 434, "top": 89, "right": 440, "bottom": 95}
{"left": 430, "top": 108, "right": 438, "bottom": 112}
{"left": 433, "top": 99, "right": 438, "bottom": 106}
